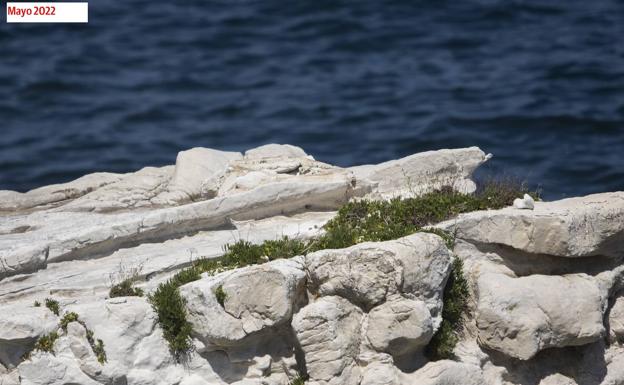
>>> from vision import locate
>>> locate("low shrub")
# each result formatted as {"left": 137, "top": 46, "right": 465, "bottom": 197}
{"left": 289, "top": 373, "right": 308, "bottom": 385}
{"left": 215, "top": 285, "right": 227, "bottom": 307}
{"left": 86, "top": 329, "right": 107, "bottom": 364}
{"left": 33, "top": 331, "right": 59, "bottom": 353}
{"left": 45, "top": 298, "right": 60, "bottom": 316}
{"left": 148, "top": 280, "right": 194, "bottom": 358}
{"left": 109, "top": 278, "right": 144, "bottom": 298}
{"left": 426, "top": 258, "right": 470, "bottom": 360}
{"left": 60, "top": 312, "right": 80, "bottom": 332}
{"left": 59, "top": 312, "right": 107, "bottom": 364}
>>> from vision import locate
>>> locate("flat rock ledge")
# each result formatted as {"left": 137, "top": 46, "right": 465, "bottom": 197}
{"left": 1, "top": 144, "right": 623, "bottom": 385}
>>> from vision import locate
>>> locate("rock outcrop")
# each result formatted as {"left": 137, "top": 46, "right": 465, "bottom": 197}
{"left": 1, "top": 144, "right": 623, "bottom": 385}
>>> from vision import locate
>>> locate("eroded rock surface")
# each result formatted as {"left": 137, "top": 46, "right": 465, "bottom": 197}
{"left": 2, "top": 144, "right": 624, "bottom": 385}
{"left": 181, "top": 258, "right": 306, "bottom": 347}
{"left": 476, "top": 273, "right": 607, "bottom": 360}
{"left": 292, "top": 296, "right": 363, "bottom": 385}
{"left": 438, "top": 192, "right": 624, "bottom": 258}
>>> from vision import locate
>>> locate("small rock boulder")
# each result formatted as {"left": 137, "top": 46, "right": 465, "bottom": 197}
{"left": 0, "top": 304, "right": 58, "bottom": 368}
{"left": 610, "top": 296, "right": 624, "bottom": 343}
{"left": 306, "top": 233, "right": 451, "bottom": 321}
{"left": 406, "top": 361, "right": 487, "bottom": 385}
{"left": 244, "top": 144, "right": 307, "bottom": 160}
{"left": 348, "top": 147, "right": 489, "bottom": 198}
{"left": 438, "top": 192, "right": 624, "bottom": 258}
{"left": 365, "top": 298, "right": 434, "bottom": 357}
{"left": 160, "top": 147, "right": 243, "bottom": 202}
{"left": 305, "top": 244, "right": 403, "bottom": 310}
{"left": 292, "top": 296, "right": 363, "bottom": 385}
{"left": 476, "top": 273, "right": 606, "bottom": 360}
{"left": 181, "top": 258, "right": 306, "bottom": 347}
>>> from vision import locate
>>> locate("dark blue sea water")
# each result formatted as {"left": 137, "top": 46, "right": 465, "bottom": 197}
{"left": 1, "top": 0, "right": 623, "bottom": 199}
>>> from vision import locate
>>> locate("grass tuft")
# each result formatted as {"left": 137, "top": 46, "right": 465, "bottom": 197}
{"left": 85, "top": 329, "right": 107, "bottom": 364}
{"left": 33, "top": 331, "right": 59, "bottom": 353}
{"left": 426, "top": 258, "right": 470, "bottom": 360}
{"left": 148, "top": 280, "right": 194, "bottom": 358}
{"left": 33, "top": 300, "right": 41, "bottom": 307}
{"left": 109, "top": 278, "right": 144, "bottom": 298}
{"left": 60, "top": 312, "right": 80, "bottom": 332}
{"left": 289, "top": 373, "right": 309, "bottom": 385}
{"left": 45, "top": 298, "right": 60, "bottom": 316}
{"left": 215, "top": 285, "right": 227, "bottom": 307}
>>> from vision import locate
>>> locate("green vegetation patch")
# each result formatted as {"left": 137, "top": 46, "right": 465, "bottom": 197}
{"left": 109, "top": 278, "right": 144, "bottom": 298}
{"left": 289, "top": 373, "right": 309, "bottom": 385}
{"left": 148, "top": 279, "right": 194, "bottom": 358}
{"left": 58, "top": 312, "right": 107, "bottom": 364}
{"left": 60, "top": 312, "right": 80, "bottom": 332}
{"left": 215, "top": 285, "right": 227, "bottom": 307}
{"left": 86, "top": 329, "right": 107, "bottom": 364}
{"left": 33, "top": 331, "right": 59, "bottom": 353}
{"left": 45, "top": 298, "right": 60, "bottom": 316}
{"left": 426, "top": 258, "right": 470, "bottom": 360}
{"left": 150, "top": 179, "right": 532, "bottom": 359}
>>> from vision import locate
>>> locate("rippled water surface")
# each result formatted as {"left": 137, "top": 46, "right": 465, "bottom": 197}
{"left": 1, "top": 0, "right": 623, "bottom": 199}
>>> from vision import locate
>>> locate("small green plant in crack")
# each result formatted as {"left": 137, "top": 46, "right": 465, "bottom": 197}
{"left": 215, "top": 285, "right": 227, "bottom": 307}
{"left": 58, "top": 312, "right": 107, "bottom": 364}
{"left": 33, "top": 331, "right": 59, "bottom": 353}
{"left": 109, "top": 261, "right": 145, "bottom": 298}
{"left": 109, "top": 278, "right": 144, "bottom": 298}
{"left": 426, "top": 258, "right": 470, "bottom": 360}
{"left": 86, "top": 329, "right": 107, "bottom": 364}
{"left": 60, "top": 312, "right": 80, "bottom": 332}
{"left": 33, "top": 300, "right": 41, "bottom": 307}
{"left": 289, "top": 372, "right": 309, "bottom": 385}
{"left": 45, "top": 298, "right": 60, "bottom": 316}
{"left": 148, "top": 280, "right": 194, "bottom": 358}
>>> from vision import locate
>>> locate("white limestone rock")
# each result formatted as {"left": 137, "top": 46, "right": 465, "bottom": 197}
{"left": 0, "top": 304, "right": 58, "bottom": 369}
{"left": 0, "top": 369, "right": 20, "bottom": 385}
{"left": 360, "top": 360, "right": 400, "bottom": 385}
{"left": 155, "top": 147, "right": 243, "bottom": 204}
{"left": 0, "top": 175, "right": 356, "bottom": 280}
{"left": 365, "top": 298, "right": 434, "bottom": 357}
{"left": 61, "top": 166, "right": 174, "bottom": 212}
{"left": 244, "top": 144, "right": 307, "bottom": 160}
{"left": 305, "top": 232, "right": 451, "bottom": 323}
{"left": 438, "top": 192, "right": 624, "bottom": 258}
{"left": 292, "top": 296, "right": 363, "bottom": 385}
{"left": 610, "top": 296, "right": 624, "bottom": 343}
{"left": 305, "top": 243, "right": 403, "bottom": 310}
{"left": 476, "top": 273, "right": 607, "bottom": 360}
{"left": 404, "top": 361, "right": 487, "bottom": 385}
{"left": 539, "top": 373, "right": 578, "bottom": 385}
{"left": 64, "top": 298, "right": 177, "bottom": 383}
{"left": 181, "top": 258, "right": 306, "bottom": 347}
{"left": 0, "top": 172, "right": 124, "bottom": 213}
{"left": 349, "top": 147, "right": 489, "bottom": 198}
{"left": 603, "top": 347, "right": 624, "bottom": 385}
{"left": 0, "top": 212, "right": 331, "bottom": 306}
{"left": 18, "top": 353, "right": 102, "bottom": 385}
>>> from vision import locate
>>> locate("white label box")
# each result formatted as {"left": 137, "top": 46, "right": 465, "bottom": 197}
{"left": 7, "top": 2, "right": 88, "bottom": 23}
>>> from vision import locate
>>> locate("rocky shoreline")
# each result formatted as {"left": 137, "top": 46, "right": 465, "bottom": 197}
{"left": 1, "top": 144, "right": 623, "bottom": 385}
